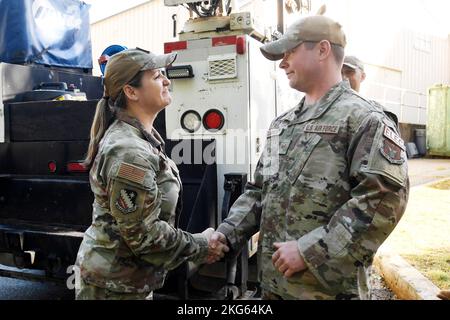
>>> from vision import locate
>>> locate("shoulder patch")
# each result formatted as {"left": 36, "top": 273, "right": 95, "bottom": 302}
{"left": 383, "top": 126, "right": 405, "bottom": 151}
{"left": 380, "top": 139, "right": 404, "bottom": 164}
{"left": 115, "top": 189, "right": 138, "bottom": 214}
{"left": 117, "top": 162, "right": 147, "bottom": 185}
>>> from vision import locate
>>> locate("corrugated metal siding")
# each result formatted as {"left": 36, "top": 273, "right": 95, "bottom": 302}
{"left": 90, "top": 0, "right": 188, "bottom": 75}
{"left": 315, "top": 0, "right": 449, "bottom": 124}
{"left": 374, "top": 29, "right": 449, "bottom": 124}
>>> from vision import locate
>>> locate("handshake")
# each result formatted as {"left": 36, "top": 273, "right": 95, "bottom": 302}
{"left": 201, "top": 228, "right": 229, "bottom": 264}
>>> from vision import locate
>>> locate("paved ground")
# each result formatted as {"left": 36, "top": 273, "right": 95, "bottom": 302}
{"left": 0, "top": 275, "right": 73, "bottom": 300}
{"left": 1, "top": 157, "right": 449, "bottom": 300}
{"left": 407, "top": 158, "right": 450, "bottom": 186}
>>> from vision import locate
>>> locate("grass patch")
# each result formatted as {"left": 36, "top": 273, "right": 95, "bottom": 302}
{"left": 429, "top": 179, "right": 450, "bottom": 190}
{"left": 381, "top": 185, "right": 450, "bottom": 289}
{"left": 402, "top": 248, "right": 450, "bottom": 289}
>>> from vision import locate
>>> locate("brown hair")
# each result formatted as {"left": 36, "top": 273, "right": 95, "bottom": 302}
{"left": 83, "top": 71, "right": 145, "bottom": 168}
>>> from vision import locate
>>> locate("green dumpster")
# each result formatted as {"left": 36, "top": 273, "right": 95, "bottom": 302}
{"left": 427, "top": 85, "right": 450, "bottom": 157}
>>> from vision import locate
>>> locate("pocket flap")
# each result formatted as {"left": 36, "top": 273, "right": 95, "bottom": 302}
{"left": 288, "top": 135, "right": 322, "bottom": 184}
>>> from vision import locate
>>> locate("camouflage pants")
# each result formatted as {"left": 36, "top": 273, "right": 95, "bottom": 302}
{"left": 75, "top": 278, "right": 153, "bottom": 300}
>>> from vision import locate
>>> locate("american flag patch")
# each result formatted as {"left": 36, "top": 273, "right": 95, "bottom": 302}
{"left": 117, "top": 162, "right": 147, "bottom": 185}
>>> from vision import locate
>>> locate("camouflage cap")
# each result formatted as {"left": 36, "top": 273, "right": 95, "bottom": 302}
{"left": 343, "top": 55, "right": 365, "bottom": 72}
{"left": 260, "top": 15, "right": 346, "bottom": 61}
{"left": 104, "top": 48, "right": 177, "bottom": 99}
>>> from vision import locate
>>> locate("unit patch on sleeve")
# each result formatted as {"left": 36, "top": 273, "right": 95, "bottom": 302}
{"left": 115, "top": 189, "right": 138, "bottom": 214}
{"left": 380, "top": 137, "right": 405, "bottom": 164}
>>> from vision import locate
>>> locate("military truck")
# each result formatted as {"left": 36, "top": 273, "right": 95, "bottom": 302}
{"left": 0, "top": 0, "right": 303, "bottom": 299}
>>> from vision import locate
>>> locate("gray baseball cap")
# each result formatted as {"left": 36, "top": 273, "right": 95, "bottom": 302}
{"left": 104, "top": 48, "right": 177, "bottom": 99}
{"left": 343, "top": 55, "right": 365, "bottom": 72}
{"left": 260, "top": 15, "right": 347, "bottom": 61}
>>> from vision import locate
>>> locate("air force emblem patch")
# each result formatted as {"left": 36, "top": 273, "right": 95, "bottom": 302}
{"left": 380, "top": 125, "right": 405, "bottom": 164}
{"left": 115, "top": 189, "right": 138, "bottom": 214}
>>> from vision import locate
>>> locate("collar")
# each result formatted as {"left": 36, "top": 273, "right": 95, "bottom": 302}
{"left": 289, "top": 81, "right": 349, "bottom": 125}
{"left": 116, "top": 110, "right": 165, "bottom": 151}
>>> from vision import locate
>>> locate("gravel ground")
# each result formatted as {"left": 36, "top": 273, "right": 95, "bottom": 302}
{"left": 370, "top": 270, "right": 397, "bottom": 300}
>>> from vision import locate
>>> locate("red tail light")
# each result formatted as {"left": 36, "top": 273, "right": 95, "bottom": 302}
{"left": 48, "top": 161, "right": 57, "bottom": 173}
{"left": 67, "top": 162, "right": 88, "bottom": 173}
{"left": 236, "top": 36, "right": 246, "bottom": 54}
{"left": 164, "top": 41, "right": 187, "bottom": 53}
{"left": 203, "top": 109, "right": 225, "bottom": 131}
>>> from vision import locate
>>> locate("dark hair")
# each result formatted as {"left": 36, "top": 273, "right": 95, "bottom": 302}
{"left": 303, "top": 41, "right": 345, "bottom": 65}
{"left": 84, "top": 71, "right": 145, "bottom": 168}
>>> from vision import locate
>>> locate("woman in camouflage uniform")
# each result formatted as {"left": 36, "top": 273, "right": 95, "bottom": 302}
{"left": 75, "top": 49, "right": 227, "bottom": 300}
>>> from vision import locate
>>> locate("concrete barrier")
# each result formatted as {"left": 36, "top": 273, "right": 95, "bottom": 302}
{"left": 374, "top": 249, "right": 441, "bottom": 300}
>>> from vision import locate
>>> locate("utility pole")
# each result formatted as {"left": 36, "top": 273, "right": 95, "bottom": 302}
{"left": 277, "top": 0, "right": 284, "bottom": 34}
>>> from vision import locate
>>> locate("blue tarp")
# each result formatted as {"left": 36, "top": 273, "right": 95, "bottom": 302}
{"left": 0, "top": 0, "right": 92, "bottom": 69}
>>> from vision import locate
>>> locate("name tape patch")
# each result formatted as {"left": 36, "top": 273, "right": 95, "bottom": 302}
{"left": 304, "top": 124, "right": 340, "bottom": 134}
{"left": 383, "top": 126, "right": 405, "bottom": 151}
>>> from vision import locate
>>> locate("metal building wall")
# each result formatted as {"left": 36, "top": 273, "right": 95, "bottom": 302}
{"left": 313, "top": 0, "right": 450, "bottom": 125}
{"left": 90, "top": 0, "right": 188, "bottom": 75}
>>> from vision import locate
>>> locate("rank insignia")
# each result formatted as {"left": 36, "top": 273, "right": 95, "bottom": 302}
{"left": 115, "top": 189, "right": 138, "bottom": 214}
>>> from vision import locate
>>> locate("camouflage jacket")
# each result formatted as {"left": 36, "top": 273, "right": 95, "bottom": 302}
{"left": 371, "top": 100, "right": 399, "bottom": 128}
{"left": 76, "top": 113, "right": 209, "bottom": 294}
{"left": 217, "top": 81, "right": 409, "bottom": 300}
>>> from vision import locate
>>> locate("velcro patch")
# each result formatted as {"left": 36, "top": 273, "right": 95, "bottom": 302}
{"left": 115, "top": 188, "right": 138, "bottom": 214}
{"left": 304, "top": 124, "right": 339, "bottom": 134}
{"left": 383, "top": 126, "right": 405, "bottom": 151}
{"left": 380, "top": 139, "right": 404, "bottom": 164}
{"left": 267, "top": 128, "right": 283, "bottom": 138}
{"left": 117, "top": 162, "right": 146, "bottom": 185}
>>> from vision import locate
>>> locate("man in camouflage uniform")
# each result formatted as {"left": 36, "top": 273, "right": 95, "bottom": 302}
{"left": 211, "top": 15, "right": 409, "bottom": 300}
{"left": 342, "top": 55, "right": 399, "bottom": 127}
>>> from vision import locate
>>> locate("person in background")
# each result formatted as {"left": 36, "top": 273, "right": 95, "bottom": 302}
{"left": 342, "top": 55, "right": 399, "bottom": 127}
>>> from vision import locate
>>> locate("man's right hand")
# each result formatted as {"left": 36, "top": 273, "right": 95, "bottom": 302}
{"left": 206, "top": 231, "right": 228, "bottom": 264}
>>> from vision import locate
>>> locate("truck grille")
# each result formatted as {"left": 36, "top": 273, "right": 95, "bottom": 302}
{"left": 208, "top": 54, "right": 237, "bottom": 80}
